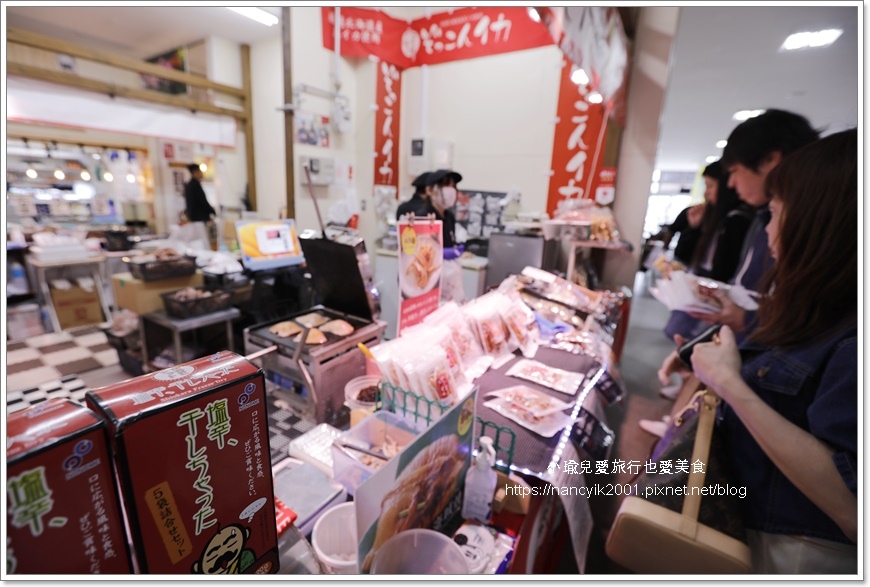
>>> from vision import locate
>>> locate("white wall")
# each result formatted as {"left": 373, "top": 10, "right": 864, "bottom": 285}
{"left": 250, "top": 7, "right": 361, "bottom": 236}
{"left": 399, "top": 45, "right": 564, "bottom": 215}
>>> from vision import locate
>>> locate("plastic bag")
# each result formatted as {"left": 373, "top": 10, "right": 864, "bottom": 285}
{"left": 486, "top": 386, "right": 573, "bottom": 418}
{"left": 506, "top": 359, "right": 585, "bottom": 395}
{"left": 483, "top": 397, "right": 575, "bottom": 438}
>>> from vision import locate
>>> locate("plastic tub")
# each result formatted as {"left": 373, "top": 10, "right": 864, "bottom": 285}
{"left": 345, "top": 375, "right": 382, "bottom": 411}
{"left": 370, "top": 529, "right": 470, "bottom": 575}
{"left": 311, "top": 502, "right": 359, "bottom": 574}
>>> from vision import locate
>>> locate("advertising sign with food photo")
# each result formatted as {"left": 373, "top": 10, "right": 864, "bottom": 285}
{"left": 355, "top": 391, "right": 476, "bottom": 573}
{"left": 397, "top": 219, "right": 443, "bottom": 334}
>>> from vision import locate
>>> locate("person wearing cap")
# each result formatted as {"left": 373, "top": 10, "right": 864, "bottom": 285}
{"left": 428, "top": 169, "right": 465, "bottom": 302}
{"left": 396, "top": 171, "right": 433, "bottom": 220}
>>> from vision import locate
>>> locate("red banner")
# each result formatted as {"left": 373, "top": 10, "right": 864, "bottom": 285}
{"left": 321, "top": 7, "right": 414, "bottom": 69}
{"left": 546, "top": 58, "right": 609, "bottom": 217}
{"left": 322, "top": 7, "right": 553, "bottom": 70}
{"left": 374, "top": 60, "right": 402, "bottom": 189}
{"left": 397, "top": 219, "right": 443, "bottom": 334}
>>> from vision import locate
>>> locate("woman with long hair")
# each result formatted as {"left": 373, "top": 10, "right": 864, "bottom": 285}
{"left": 690, "top": 128, "right": 858, "bottom": 573}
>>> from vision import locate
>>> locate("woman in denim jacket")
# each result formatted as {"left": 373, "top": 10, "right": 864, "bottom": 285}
{"left": 691, "top": 129, "right": 857, "bottom": 573}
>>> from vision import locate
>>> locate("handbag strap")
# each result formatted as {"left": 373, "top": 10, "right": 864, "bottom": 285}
{"left": 678, "top": 389, "right": 722, "bottom": 538}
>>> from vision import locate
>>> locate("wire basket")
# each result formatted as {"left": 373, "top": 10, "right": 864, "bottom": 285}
{"left": 127, "top": 255, "right": 197, "bottom": 282}
{"left": 161, "top": 286, "right": 232, "bottom": 319}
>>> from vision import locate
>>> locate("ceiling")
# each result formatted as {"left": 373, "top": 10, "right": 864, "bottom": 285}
{"left": 656, "top": 5, "right": 859, "bottom": 173}
{"left": 5, "top": 5, "right": 860, "bottom": 177}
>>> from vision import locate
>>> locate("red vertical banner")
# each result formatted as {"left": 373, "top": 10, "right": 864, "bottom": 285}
{"left": 374, "top": 60, "right": 402, "bottom": 190}
{"left": 546, "top": 59, "right": 609, "bottom": 216}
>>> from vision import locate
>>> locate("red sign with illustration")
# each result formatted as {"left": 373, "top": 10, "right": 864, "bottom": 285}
{"left": 546, "top": 59, "right": 609, "bottom": 216}
{"left": 374, "top": 60, "right": 402, "bottom": 189}
{"left": 322, "top": 7, "right": 552, "bottom": 70}
{"left": 397, "top": 219, "right": 443, "bottom": 335}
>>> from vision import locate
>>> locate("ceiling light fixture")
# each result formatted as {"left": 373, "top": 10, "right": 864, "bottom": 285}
{"left": 650, "top": 182, "right": 660, "bottom": 194}
{"left": 587, "top": 91, "right": 603, "bottom": 104}
{"left": 705, "top": 156, "right": 718, "bottom": 164}
{"left": 54, "top": 169, "right": 66, "bottom": 180}
{"left": 781, "top": 29, "right": 842, "bottom": 51}
{"left": 227, "top": 7, "right": 278, "bottom": 27}
{"left": 26, "top": 167, "right": 38, "bottom": 179}
{"left": 716, "top": 140, "right": 728, "bottom": 149}
{"left": 571, "top": 67, "right": 589, "bottom": 86}
{"left": 126, "top": 173, "right": 136, "bottom": 184}
{"left": 81, "top": 170, "right": 91, "bottom": 181}
{"left": 652, "top": 169, "right": 661, "bottom": 182}
{"left": 199, "top": 163, "right": 208, "bottom": 172}
{"left": 732, "top": 109, "right": 765, "bottom": 122}
{"left": 104, "top": 172, "right": 114, "bottom": 182}
{"left": 527, "top": 7, "right": 541, "bottom": 23}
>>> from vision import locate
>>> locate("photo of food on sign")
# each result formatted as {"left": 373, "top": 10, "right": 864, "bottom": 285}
{"left": 355, "top": 393, "right": 475, "bottom": 573}
{"left": 400, "top": 235, "right": 442, "bottom": 298}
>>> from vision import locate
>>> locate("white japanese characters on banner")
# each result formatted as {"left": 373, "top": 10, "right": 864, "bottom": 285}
{"left": 374, "top": 61, "right": 401, "bottom": 189}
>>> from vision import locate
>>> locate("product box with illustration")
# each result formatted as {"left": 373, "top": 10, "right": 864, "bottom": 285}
{"left": 6, "top": 399, "right": 133, "bottom": 574}
{"left": 86, "top": 351, "right": 279, "bottom": 574}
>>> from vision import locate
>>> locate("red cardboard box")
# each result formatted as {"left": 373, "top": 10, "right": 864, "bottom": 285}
{"left": 86, "top": 351, "right": 279, "bottom": 574}
{"left": 6, "top": 399, "right": 133, "bottom": 574}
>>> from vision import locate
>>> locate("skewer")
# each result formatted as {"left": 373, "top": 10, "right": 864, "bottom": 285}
{"left": 245, "top": 345, "right": 278, "bottom": 361}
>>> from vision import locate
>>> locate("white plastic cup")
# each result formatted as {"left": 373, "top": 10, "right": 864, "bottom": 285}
{"left": 311, "top": 502, "right": 359, "bottom": 574}
{"left": 370, "top": 529, "right": 470, "bottom": 575}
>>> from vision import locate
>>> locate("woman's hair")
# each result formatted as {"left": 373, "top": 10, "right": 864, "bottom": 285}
{"left": 750, "top": 128, "right": 857, "bottom": 347}
{"left": 691, "top": 160, "right": 747, "bottom": 269}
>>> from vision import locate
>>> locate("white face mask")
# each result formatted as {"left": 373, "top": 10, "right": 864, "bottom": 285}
{"left": 440, "top": 186, "right": 458, "bottom": 209}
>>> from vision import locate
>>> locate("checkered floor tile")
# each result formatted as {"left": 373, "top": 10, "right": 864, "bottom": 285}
{"left": 6, "top": 376, "right": 89, "bottom": 415}
{"left": 6, "top": 326, "right": 118, "bottom": 393}
{"left": 266, "top": 396, "right": 317, "bottom": 467}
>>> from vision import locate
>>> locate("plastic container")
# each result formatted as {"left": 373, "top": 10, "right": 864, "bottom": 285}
{"left": 311, "top": 502, "right": 358, "bottom": 574}
{"left": 345, "top": 375, "right": 381, "bottom": 426}
{"left": 461, "top": 436, "right": 498, "bottom": 524}
{"left": 331, "top": 411, "right": 419, "bottom": 497}
{"left": 160, "top": 286, "right": 232, "bottom": 319}
{"left": 370, "top": 529, "right": 470, "bottom": 575}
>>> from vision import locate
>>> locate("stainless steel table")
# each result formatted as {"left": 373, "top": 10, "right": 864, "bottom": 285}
{"left": 140, "top": 307, "right": 240, "bottom": 366}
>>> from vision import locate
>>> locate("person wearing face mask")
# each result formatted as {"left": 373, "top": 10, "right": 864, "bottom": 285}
{"left": 422, "top": 169, "right": 465, "bottom": 302}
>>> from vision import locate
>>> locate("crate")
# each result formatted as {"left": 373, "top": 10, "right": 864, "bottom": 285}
{"left": 127, "top": 255, "right": 197, "bottom": 282}
{"left": 117, "top": 348, "right": 145, "bottom": 377}
{"left": 103, "top": 327, "right": 141, "bottom": 352}
{"left": 161, "top": 285, "right": 232, "bottom": 319}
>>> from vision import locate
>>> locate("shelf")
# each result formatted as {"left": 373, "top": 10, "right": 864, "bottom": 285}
{"left": 569, "top": 239, "right": 633, "bottom": 252}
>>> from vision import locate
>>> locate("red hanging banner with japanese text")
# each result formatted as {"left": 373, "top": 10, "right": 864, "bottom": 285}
{"left": 374, "top": 60, "right": 402, "bottom": 189}
{"left": 322, "top": 7, "right": 553, "bottom": 70}
{"left": 546, "top": 58, "right": 609, "bottom": 217}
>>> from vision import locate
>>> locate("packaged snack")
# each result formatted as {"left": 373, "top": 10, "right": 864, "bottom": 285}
{"left": 494, "top": 291, "right": 539, "bottom": 358}
{"left": 505, "top": 359, "right": 585, "bottom": 395}
{"left": 86, "top": 351, "right": 279, "bottom": 574}
{"left": 6, "top": 400, "right": 133, "bottom": 574}
{"left": 486, "top": 385, "right": 573, "bottom": 418}
{"left": 410, "top": 346, "right": 458, "bottom": 406}
{"left": 424, "top": 302, "right": 490, "bottom": 380}
{"left": 483, "top": 397, "right": 574, "bottom": 438}
{"left": 463, "top": 295, "right": 512, "bottom": 357}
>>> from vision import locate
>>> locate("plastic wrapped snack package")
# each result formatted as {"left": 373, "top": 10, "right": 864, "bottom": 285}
{"left": 463, "top": 294, "right": 513, "bottom": 358}
{"left": 410, "top": 345, "right": 458, "bottom": 406}
{"left": 482, "top": 397, "right": 575, "bottom": 438}
{"left": 425, "top": 302, "right": 492, "bottom": 381}
{"left": 495, "top": 291, "right": 540, "bottom": 359}
{"left": 370, "top": 339, "right": 402, "bottom": 388}
{"left": 485, "top": 386, "right": 573, "bottom": 418}
{"left": 506, "top": 359, "right": 585, "bottom": 395}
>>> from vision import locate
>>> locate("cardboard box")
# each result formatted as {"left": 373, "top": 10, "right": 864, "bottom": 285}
{"left": 51, "top": 285, "right": 105, "bottom": 329}
{"left": 6, "top": 399, "right": 133, "bottom": 574}
{"left": 86, "top": 351, "right": 279, "bottom": 574}
{"left": 111, "top": 272, "right": 203, "bottom": 315}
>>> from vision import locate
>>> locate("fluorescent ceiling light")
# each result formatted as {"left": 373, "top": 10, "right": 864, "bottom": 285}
{"left": 652, "top": 169, "right": 661, "bottom": 182}
{"left": 650, "top": 182, "right": 660, "bottom": 194}
{"left": 781, "top": 29, "right": 842, "bottom": 51}
{"left": 587, "top": 91, "right": 603, "bottom": 104}
{"left": 716, "top": 140, "right": 728, "bottom": 149}
{"left": 705, "top": 156, "right": 718, "bottom": 164}
{"left": 732, "top": 109, "right": 765, "bottom": 122}
{"left": 571, "top": 67, "right": 589, "bottom": 86}
{"left": 227, "top": 7, "right": 278, "bottom": 27}
{"left": 527, "top": 7, "right": 541, "bottom": 23}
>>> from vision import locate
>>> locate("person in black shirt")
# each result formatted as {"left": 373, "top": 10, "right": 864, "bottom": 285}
{"left": 184, "top": 163, "right": 216, "bottom": 222}
{"left": 396, "top": 172, "right": 433, "bottom": 220}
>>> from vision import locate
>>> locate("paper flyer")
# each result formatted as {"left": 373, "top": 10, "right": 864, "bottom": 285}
{"left": 355, "top": 391, "right": 476, "bottom": 573}
{"left": 397, "top": 218, "right": 443, "bottom": 334}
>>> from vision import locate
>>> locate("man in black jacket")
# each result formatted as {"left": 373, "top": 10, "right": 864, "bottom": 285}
{"left": 184, "top": 163, "right": 215, "bottom": 248}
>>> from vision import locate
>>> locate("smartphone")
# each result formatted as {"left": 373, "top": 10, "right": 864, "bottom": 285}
{"left": 678, "top": 323, "right": 723, "bottom": 366}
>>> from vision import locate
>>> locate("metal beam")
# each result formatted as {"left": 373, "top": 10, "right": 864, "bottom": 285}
{"left": 282, "top": 7, "right": 296, "bottom": 219}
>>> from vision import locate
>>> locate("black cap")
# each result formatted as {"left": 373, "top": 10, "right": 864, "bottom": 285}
{"left": 412, "top": 172, "right": 432, "bottom": 188}
{"left": 436, "top": 169, "right": 462, "bottom": 184}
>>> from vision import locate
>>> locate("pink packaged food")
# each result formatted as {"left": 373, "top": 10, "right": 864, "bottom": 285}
{"left": 482, "top": 397, "right": 575, "bottom": 438}
{"left": 86, "top": 351, "right": 279, "bottom": 574}
{"left": 505, "top": 359, "right": 585, "bottom": 395}
{"left": 486, "top": 386, "right": 573, "bottom": 418}
{"left": 7, "top": 399, "right": 134, "bottom": 574}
